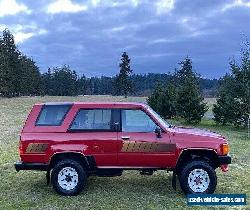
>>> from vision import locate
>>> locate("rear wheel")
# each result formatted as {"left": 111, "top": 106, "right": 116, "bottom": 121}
{"left": 51, "top": 159, "right": 87, "bottom": 196}
{"left": 179, "top": 160, "right": 217, "bottom": 194}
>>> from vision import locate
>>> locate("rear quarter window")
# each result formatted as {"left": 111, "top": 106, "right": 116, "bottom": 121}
{"left": 36, "top": 104, "right": 71, "bottom": 126}
{"left": 70, "top": 109, "right": 112, "bottom": 130}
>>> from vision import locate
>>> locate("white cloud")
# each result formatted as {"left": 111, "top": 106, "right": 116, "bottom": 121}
{"left": 16, "top": 29, "right": 48, "bottom": 43}
{"left": 190, "top": 29, "right": 219, "bottom": 38}
{"left": 0, "top": 23, "right": 47, "bottom": 43}
{"left": 46, "top": 0, "right": 88, "bottom": 14}
{"left": 37, "top": 29, "right": 48, "bottom": 36}
{"left": 180, "top": 17, "right": 198, "bottom": 32}
{"left": 15, "top": 29, "right": 47, "bottom": 43}
{"left": 89, "top": 0, "right": 140, "bottom": 8}
{"left": 176, "top": 16, "right": 219, "bottom": 39}
{"left": 0, "top": 24, "right": 7, "bottom": 31}
{"left": 103, "top": 24, "right": 139, "bottom": 40}
{"left": 91, "top": 0, "right": 101, "bottom": 7}
{"left": 0, "top": 0, "right": 31, "bottom": 17}
{"left": 110, "top": 26, "right": 126, "bottom": 32}
{"left": 131, "top": 0, "right": 140, "bottom": 7}
{"left": 135, "top": 52, "right": 174, "bottom": 59}
{"left": 149, "top": 38, "right": 175, "bottom": 44}
{"left": 221, "top": 0, "right": 250, "bottom": 12}
{"left": 155, "top": 0, "right": 175, "bottom": 14}
{"left": 179, "top": 16, "right": 208, "bottom": 35}
{"left": 15, "top": 32, "right": 34, "bottom": 43}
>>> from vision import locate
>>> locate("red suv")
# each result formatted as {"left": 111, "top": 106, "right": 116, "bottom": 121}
{"left": 15, "top": 102, "right": 231, "bottom": 196}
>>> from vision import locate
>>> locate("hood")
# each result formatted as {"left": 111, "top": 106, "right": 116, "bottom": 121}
{"left": 173, "top": 126, "right": 224, "bottom": 139}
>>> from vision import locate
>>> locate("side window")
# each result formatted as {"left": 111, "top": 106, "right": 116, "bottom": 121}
{"left": 122, "top": 109, "right": 157, "bottom": 132}
{"left": 70, "top": 109, "right": 112, "bottom": 130}
{"left": 36, "top": 105, "right": 71, "bottom": 126}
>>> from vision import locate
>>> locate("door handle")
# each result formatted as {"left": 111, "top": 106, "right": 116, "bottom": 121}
{"left": 121, "top": 136, "right": 130, "bottom": 140}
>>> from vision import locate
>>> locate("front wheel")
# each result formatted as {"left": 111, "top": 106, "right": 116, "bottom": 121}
{"left": 179, "top": 160, "right": 217, "bottom": 194}
{"left": 51, "top": 159, "right": 87, "bottom": 196}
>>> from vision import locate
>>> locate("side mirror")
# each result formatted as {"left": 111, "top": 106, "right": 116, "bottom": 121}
{"left": 155, "top": 126, "right": 162, "bottom": 138}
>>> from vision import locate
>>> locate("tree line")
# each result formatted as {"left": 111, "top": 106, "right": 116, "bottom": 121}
{"left": 0, "top": 29, "right": 218, "bottom": 98}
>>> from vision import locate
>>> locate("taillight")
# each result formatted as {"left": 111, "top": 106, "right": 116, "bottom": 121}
{"left": 220, "top": 143, "right": 229, "bottom": 155}
{"left": 19, "top": 138, "right": 24, "bottom": 154}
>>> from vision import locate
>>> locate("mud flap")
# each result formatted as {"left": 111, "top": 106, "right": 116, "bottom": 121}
{"left": 172, "top": 170, "right": 176, "bottom": 190}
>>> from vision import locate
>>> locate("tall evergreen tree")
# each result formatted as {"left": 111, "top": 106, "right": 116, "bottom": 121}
{"left": 213, "top": 75, "right": 242, "bottom": 125}
{"left": 115, "top": 52, "right": 133, "bottom": 97}
{"left": 175, "top": 57, "right": 207, "bottom": 123}
{"left": 1, "top": 29, "right": 20, "bottom": 96}
{"left": 41, "top": 68, "right": 53, "bottom": 95}
{"left": 0, "top": 29, "right": 42, "bottom": 97}
{"left": 0, "top": 35, "right": 8, "bottom": 96}
{"left": 19, "top": 55, "right": 42, "bottom": 95}
{"left": 213, "top": 42, "right": 250, "bottom": 126}
{"left": 147, "top": 82, "right": 177, "bottom": 119}
{"left": 76, "top": 74, "right": 87, "bottom": 95}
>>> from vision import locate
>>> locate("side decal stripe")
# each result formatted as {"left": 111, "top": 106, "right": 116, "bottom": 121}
{"left": 121, "top": 142, "right": 176, "bottom": 153}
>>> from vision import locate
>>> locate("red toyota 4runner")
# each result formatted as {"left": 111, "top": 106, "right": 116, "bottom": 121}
{"left": 15, "top": 102, "right": 231, "bottom": 196}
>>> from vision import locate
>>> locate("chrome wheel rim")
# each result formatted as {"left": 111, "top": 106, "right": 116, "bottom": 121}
{"left": 188, "top": 168, "right": 210, "bottom": 193}
{"left": 58, "top": 167, "right": 79, "bottom": 191}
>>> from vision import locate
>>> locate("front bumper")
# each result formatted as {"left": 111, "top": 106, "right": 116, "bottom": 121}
{"left": 218, "top": 155, "right": 231, "bottom": 172}
{"left": 218, "top": 155, "right": 231, "bottom": 165}
{"left": 14, "top": 161, "right": 49, "bottom": 172}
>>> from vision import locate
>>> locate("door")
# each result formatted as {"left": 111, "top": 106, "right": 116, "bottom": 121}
{"left": 69, "top": 108, "right": 119, "bottom": 167}
{"left": 117, "top": 109, "right": 176, "bottom": 168}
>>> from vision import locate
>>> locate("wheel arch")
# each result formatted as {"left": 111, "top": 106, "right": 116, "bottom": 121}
{"left": 49, "top": 152, "right": 96, "bottom": 171}
{"left": 175, "top": 148, "right": 219, "bottom": 174}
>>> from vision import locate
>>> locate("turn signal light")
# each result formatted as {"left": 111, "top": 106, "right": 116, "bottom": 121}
{"left": 221, "top": 143, "right": 229, "bottom": 155}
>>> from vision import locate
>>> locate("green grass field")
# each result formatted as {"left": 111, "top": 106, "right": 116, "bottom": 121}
{"left": 0, "top": 96, "right": 249, "bottom": 210}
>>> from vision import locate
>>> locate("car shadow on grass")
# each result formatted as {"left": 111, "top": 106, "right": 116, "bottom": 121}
{"left": 30, "top": 171, "right": 184, "bottom": 197}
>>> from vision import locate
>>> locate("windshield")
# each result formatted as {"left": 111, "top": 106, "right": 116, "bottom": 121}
{"left": 147, "top": 106, "right": 171, "bottom": 128}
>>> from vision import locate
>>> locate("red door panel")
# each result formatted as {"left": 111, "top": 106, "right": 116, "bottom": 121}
{"left": 117, "top": 132, "right": 176, "bottom": 168}
{"left": 117, "top": 109, "right": 176, "bottom": 168}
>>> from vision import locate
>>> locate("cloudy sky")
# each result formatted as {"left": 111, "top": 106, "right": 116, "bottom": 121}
{"left": 0, "top": 0, "right": 250, "bottom": 78}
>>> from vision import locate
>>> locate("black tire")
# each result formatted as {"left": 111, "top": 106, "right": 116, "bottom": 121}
{"left": 179, "top": 160, "right": 217, "bottom": 195}
{"left": 51, "top": 159, "right": 87, "bottom": 196}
